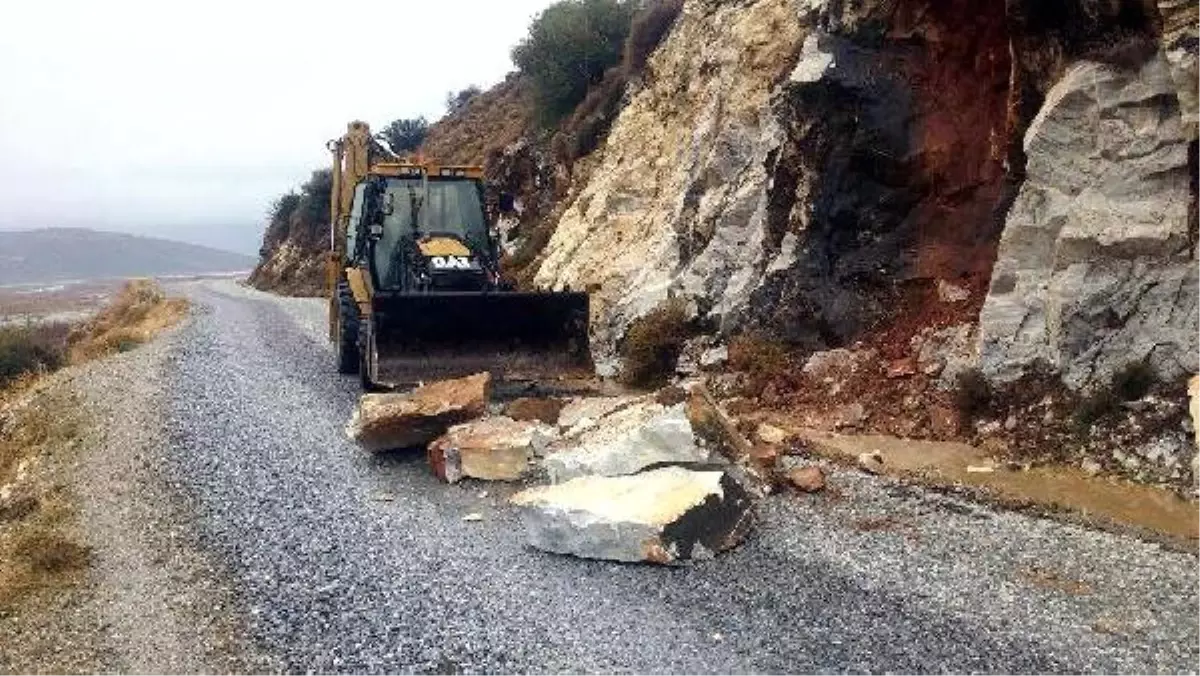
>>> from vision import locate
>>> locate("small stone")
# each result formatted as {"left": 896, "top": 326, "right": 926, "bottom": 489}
{"left": 835, "top": 403, "right": 867, "bottom": 430}
{"left": 1004, "top": 415, "right": 1018, "bottom": 431}
{"left": 965, "top": 465, "right": 995, "bottom": 473}
{"left": 937, "top": 279, "right": 971, "bottom": 304}
{"left": 700, "top": 345, "right": 729, "bottom": 368}
{"left": 1080, "top": 458, "right": 1103, "bottom": 476}
{"left": 886, "top": 358, "right": 917, "bottom": 379}
{"left": 756, "top": 423, "right": 788, "bottom": 445}
{"left": 462, "top": 513, "right": 483, "bottom": 522}
{"left": 787, "top": 466, "right": 826, "bottom": 492}
{"left": 858, "top": 451, "right": 885, "bottom": 474}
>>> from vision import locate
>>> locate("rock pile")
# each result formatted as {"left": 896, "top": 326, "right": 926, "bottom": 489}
{"left": 344, "top": 374, "right": 757, "bottom": 564}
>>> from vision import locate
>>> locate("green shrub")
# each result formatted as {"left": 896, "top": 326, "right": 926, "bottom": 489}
{"left": 379, "top": 117, "right": 429, "bottom": 153}
{"left": 512, "top": 0, "right": 636, "bottom": 123}
{"left": 619, "top": 297, "right": 692, "bottom": 388}
{"left": 445, "top": 87, "right": 482, "bottom": 115}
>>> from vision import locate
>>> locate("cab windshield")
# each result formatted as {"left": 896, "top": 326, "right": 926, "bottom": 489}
{"left": 380, "top": 177, "right": 487, "bottom": 242}
{"left": 373, "top": 176, "right": 489, "bottom": 288}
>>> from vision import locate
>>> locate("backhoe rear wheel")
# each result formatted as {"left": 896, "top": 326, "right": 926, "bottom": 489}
{"left": 336, "top": 280, "right": 360, "bottom": 375}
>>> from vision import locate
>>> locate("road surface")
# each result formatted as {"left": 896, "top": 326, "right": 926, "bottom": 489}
{"left": 22, "top": 279, "right": 1200, "bottom": 673}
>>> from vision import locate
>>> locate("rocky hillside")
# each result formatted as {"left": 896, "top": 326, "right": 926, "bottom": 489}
{"left": 251, "top": 0, "right": 1198, "bottom": 489}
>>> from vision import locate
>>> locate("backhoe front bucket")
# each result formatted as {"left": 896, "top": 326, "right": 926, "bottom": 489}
{"left": 367, "top": 291, "right": 591, "bottom": 387}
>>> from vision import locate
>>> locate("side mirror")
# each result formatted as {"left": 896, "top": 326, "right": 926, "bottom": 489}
{"left": 368, "top": 223, "right": 384, "bottom": 240}
{"left": 498, "top": 192, "right": 516, "bottom": 214}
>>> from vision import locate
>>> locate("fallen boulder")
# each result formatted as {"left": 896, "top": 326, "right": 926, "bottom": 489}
{"left": 428, "top": 416, "right": 553, "bottom": 483}
{"left": 542, "top": 402, "right": 711, "bottom": 483}
{"left": 510, "top": 466, "right": 753, "bottom": 564}
{"left": 345, "top": 373, "right": 490, "bottom": 452}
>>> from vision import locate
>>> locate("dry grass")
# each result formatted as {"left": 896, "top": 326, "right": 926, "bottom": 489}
{"left": 0, "top": 279, "right": 184, "bottom": 611}
{"left": 0, "top": 388, "right": 87, "bottom": 609}
{"left": 619, "top": 298, "right": 693, "bottom": 388}
{"left": 727, "top": 332, "right": 793, "bottom": 396}
{"left": 66, "top": 279, "right": 189, "bottom": 363}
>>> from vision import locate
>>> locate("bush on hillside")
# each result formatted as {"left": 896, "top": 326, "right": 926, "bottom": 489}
{"left": 0, "top": 323, "right": 69, "bottom": 389}
{"left": 512, "top": 0, "right": 636, "bottom": 123}
{"left": 379, "top": 117, "right": 430, "bottom": 154}
{"left": 445, "top": 87, "right": 482, "bottom": 115}
{"left": 623, "top": 0, "right": 683, "bottom": 72}
{"left": 619, "top": 297, "right": 692, "bottom": 388}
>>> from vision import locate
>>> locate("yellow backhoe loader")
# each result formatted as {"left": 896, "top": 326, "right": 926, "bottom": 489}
{"left": 326, "top": 121, "right": 590, "bottom": 389}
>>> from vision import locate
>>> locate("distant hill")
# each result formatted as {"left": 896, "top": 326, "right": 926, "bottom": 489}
{"left": 0, "top": 228, "right": 256, "bottom": 286}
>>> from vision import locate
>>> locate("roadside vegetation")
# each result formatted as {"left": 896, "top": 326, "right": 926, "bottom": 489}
{"left": 0, "top": 279, "right": 187, "bottom": 610}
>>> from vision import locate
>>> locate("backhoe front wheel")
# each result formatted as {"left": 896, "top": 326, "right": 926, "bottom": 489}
{"left": 335, "top": 281, "right": 360, "bottom": 375}
{"left": 358, "top": 316, "right": 385, "bottom": 392}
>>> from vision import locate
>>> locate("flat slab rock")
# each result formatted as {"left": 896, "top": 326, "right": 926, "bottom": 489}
{"left": 428, "top": 415, "right": 554, "bottom": 483}
{"left": 345, "top": 373, "right": 490, "bottom": 452}
{"left": 543, "top": 402, "right": 712, "bottom": 483}
{"left": 510, "top": 466, "right": 754, "bottom": 564}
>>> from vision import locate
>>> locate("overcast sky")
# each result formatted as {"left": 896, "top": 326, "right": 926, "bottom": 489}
{"left": 0, "top": 0, "right": 554, "bottom": 254}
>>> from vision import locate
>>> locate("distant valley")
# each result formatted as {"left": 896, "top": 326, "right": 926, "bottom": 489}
{"left": 0, "top": 228, "right": 256, "bottom": 286}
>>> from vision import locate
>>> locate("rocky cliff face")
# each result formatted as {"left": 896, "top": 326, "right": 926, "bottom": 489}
{"left": 527, "top": 0, "right": 1197, "bottom": 394}
{"left": 534, "top": 0, "right": 806, "bottom": 369}
{"left": 978, "top": 56, "right": 1196, "bottom": 389}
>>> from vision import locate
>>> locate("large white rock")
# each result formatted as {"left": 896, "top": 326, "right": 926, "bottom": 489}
{"left": 542, "top": 402, "right": 712, "bottom": 483}
{"left": 427, "top": 416, "right": 554, "bottom": 483}
{"left": 510, "top": 467, "right": 754, "bottom": 563}
{"left": 977, "top": 57, "right": 1198, "bottom": 390}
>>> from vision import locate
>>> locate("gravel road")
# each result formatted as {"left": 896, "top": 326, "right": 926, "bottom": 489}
{"left": 138, "top": 279, "right": 1199, "bottom": 673}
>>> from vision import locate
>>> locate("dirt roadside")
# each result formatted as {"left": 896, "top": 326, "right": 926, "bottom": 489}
{"left": 0, "top": 317, "right": 269, "bottom": 673}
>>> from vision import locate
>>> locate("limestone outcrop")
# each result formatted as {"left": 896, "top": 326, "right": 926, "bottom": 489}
{"left": 533, "top": 0, "right": 805, "bottom": 362}
{"left": 977, "top": 57, "right": 1197, "bottom": 389}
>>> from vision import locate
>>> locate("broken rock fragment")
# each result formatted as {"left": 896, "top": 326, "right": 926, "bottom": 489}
{"left": 510, "top": 467, "right": 754, "bottom": 564}
{"left": 542, "top": 402, "right": 711, "bottom": 483}
{"left": 428, "top": 415, "right": 553, "bottom": 483}
{"left": 345, "top": 373, "right": 490, "bottom": 452}
{"left": 787, "top": 466, "right": 826, "bottom": 493}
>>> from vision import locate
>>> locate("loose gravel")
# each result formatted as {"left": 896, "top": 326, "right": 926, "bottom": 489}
{"left": 151, "top": 279, "right": 1200, "bottom": 674}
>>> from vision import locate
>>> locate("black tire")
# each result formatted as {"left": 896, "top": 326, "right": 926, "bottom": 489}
{"left": 358, "top": 315, "right": 384, "bottom": 392}
{"left": 336, "top": 280, "right": 360, "bottom": 375}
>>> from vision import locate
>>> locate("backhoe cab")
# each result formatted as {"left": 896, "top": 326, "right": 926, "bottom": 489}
{"left": 326, "top": 121, "right": 590, "bottom": 389}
